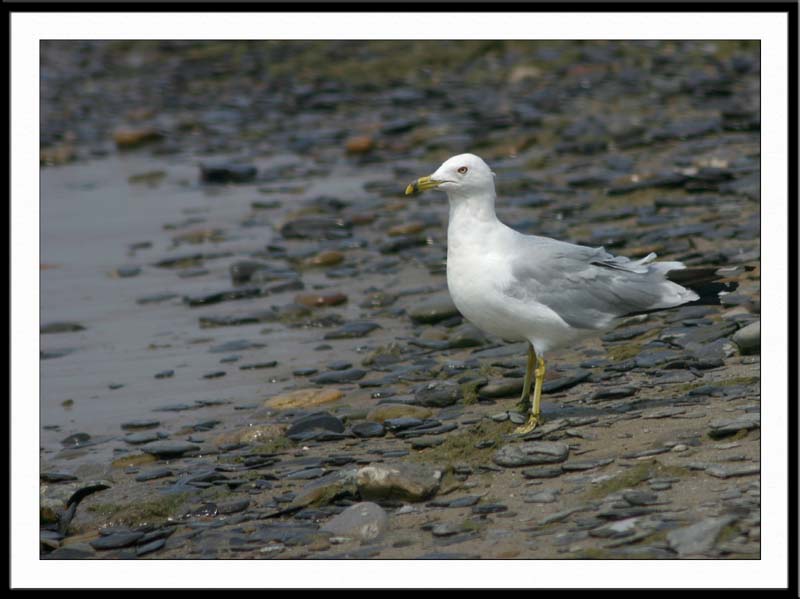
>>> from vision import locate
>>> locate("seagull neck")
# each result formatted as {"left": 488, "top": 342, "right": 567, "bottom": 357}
{"left": 447, "top": 191, "right": 498, "bottom": 224}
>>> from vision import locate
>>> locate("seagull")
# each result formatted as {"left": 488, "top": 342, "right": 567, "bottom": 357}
{"left": 405, "top": 153, "right": 737, "bottom": 434}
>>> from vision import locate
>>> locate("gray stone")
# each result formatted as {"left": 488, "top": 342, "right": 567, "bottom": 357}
{"left": 732, "top": 321, "right": 760, "bottom": 355}
{"left": 524, "top": 489, "right": 560, "bottom": 504}
{"left": 321, "top": 501, "right": 389, "bottom": 541}
{"left": 705, "top": 464, "right": 760, "bottom": 479}
{"left": 493, "top": 441, "right": 570, "bottom": 467}
{"left": 667, "top": 516, "right": 737, "bottom": 556}
{"left": 708, "top": 413, "right": 760, "bottom": 439}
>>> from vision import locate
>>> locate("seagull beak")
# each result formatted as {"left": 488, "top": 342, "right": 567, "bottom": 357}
{"left": 405, "top": 175, "right": 442, "bottom": 195}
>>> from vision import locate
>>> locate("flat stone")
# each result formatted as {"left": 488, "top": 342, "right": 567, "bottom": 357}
{"left": 708, "top": 413, "right": 760, "bottom": 439}
{"left": 493, "top": 441, "right": 570, "bottom": 467}
{"left": 310, "top": 368, "right": 366, "bottom": 384}
{"left": 324, "top": 322, "right": 381, "bottom": 339}
{"left": 705, "top": 464, "right": 760, "bottom": 479}
{"left": 90, "top": 531, "right": 144, "bottom": 550}
{"left": 524, "top": 489, "right": 560, "bottom": 504}
{"left": 141, "top": 441, "right": 199, "bottom": 458}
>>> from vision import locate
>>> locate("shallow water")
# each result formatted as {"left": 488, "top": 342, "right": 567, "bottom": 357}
{"left": 39, "top": 152, "right": 405, "bottom": 465}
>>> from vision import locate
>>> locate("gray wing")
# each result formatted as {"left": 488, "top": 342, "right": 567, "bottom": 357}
{"left": 503, "top": 236, "right": 697, "bottom": 330}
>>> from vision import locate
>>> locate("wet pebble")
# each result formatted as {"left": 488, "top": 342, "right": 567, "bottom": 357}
{"left": 121, "top": 419, "right": 160, "bottom": 431}
{"left": 40, "top": 322, "right": 85, "bottom": 334}
{"left": 310, "top": 368, "right": 366, "bottom": 384}
{"left": 141, "top": 441, "right": 199, "bottom": 458}
{"left": 351, "top": 421, "right": 386, "bottom": 438}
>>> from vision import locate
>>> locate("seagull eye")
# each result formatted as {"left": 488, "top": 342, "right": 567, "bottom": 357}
{"left": 457, "top": 166, "right": 468, "bottom": 174}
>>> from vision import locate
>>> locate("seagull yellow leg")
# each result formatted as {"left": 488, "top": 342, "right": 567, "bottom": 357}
{"left": 515, "top": 343, "right": 536, "bottom": 414}
{"left": 515, "top": 355, "right": 545, "bottom": 435}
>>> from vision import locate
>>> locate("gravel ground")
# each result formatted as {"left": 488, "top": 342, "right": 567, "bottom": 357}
{"left": 40, "top": 40, "right": 760, "bottom": 560}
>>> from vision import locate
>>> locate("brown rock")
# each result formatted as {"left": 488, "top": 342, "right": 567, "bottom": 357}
{"left": 113, "top": 127, "right": 163, "bottom": 149}
{"left": 345, "top": 135, "right": 375, "bottom": 154}
{"left": 301, "top": 250, "right": 344, "bottom": 268}
{"left": 264, "top": 388, "right": 344, "bottom": 411}
{"left": 387, "top": 222, "right": 426, "bottom": 237}
{"left": 294, "top": 292, "right": 348, "bottom": 308}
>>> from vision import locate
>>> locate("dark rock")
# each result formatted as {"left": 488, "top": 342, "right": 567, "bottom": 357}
{"left": 200, "top": 163, "right": 257, "bottom": 184}
{"left": 40, "top": 322, "right": 85, "bottom": 334}
{"left": 286, "top": 411, "right": 345, "bottom": 441}
{"left": 310, "top": 368, "right": 366, "bottom": 384}
{"left": 90, "top": 532, "right": 144, "bottom": 550}
{"left": 324, "top": 321, "right": 381, "bottom": 339}
{"left": 414, "top": 381, "right": 462, "bottom": 407}
{"left": 184, "top": 287, "right": 263, "bottom": 307}
{"left": 121, "top": 419, "right": 160, "bottom": 431}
